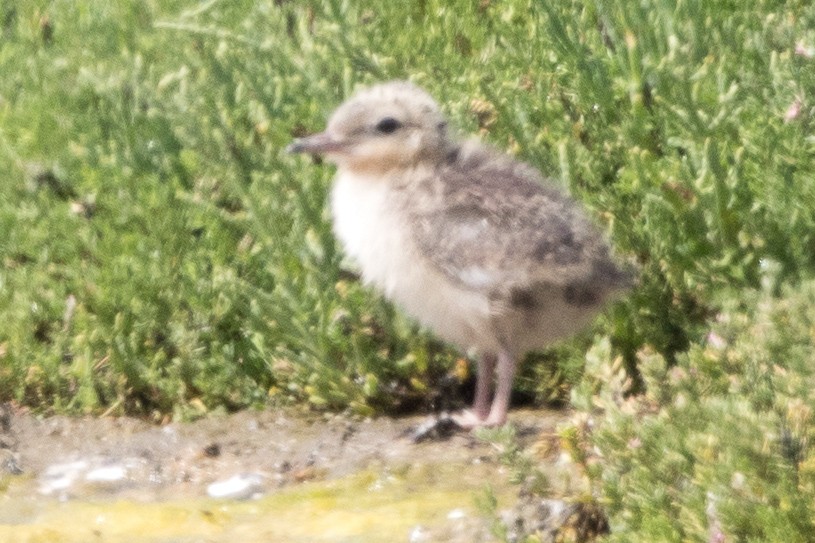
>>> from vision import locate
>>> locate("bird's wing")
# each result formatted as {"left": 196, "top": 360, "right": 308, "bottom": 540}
{"left": 408, "top": 146, "right": 619, "bottom": 296}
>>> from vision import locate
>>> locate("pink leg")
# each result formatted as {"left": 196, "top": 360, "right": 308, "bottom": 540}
{"left": 452, "top": 353, "right": 496, "bottom": 428}
{"left": 472, "top": 352, "right": 497, "bottom": 420}
{"left": 484, "top": 349, "right": 517, "bottom": 427}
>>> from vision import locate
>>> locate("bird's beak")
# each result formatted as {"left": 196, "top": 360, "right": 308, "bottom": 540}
{"left": 286, "top": 132, "right": 345, "bottom": 155}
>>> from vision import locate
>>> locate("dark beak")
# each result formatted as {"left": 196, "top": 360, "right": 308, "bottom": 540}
{"left": 286, "top": 132, "right": 345, "bottom": 155}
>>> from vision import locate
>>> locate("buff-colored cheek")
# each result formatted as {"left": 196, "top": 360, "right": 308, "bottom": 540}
{"left": 341, "top": 139, "right": 417, "bottom": 172}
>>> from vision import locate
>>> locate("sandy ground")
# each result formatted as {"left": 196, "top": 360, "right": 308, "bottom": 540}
{"left": 0, "top": 405, "right": 607, "bottom": 542}
{"left": 0, "top": 405, "right": 572, "bottom": 503}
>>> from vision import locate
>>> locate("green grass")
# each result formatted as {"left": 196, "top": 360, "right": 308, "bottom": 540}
{"left": 2, "top": 0, "right": 815, "bottom": 538}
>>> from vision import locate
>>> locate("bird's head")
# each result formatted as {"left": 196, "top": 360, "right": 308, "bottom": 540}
{"left": 288, "top": 81, "right": 454, "bottom": 173}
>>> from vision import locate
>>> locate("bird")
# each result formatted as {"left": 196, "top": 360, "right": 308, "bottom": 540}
{"left": 288, "top": 81, "right": 632, "bottom": 428}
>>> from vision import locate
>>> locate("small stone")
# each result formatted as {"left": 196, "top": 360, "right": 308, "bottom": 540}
{"left": 207, "top": 473, "right": 265, "bottom": 500}
{"left": 202, "top": 443, "right": 221, "bottom": 458}
{"left": 410, "top": 414, "right": 461, "bottom": 443}
{"left": 85, "top": 465, "right": 127, "bottom": 484}
{"left": 409, "top": 526, "right": 428, "bottom": 542}
{"left": 292, "top": 466, "right": 319, "bottom": 483}
{"left": 0, "top": 449, "right": 22, "bottom": 475}
{"left": 39, "top": 460, "right": 89, "bottom": 495}
{"left": 447, "top": 508, "right": 467, "bottom": 520}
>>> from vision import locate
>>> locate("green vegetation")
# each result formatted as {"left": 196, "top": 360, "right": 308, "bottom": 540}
{"left": 568, "top": 279, "right": 815, "bottom": 542}
{"left": 1, "top": 0, "right": 815, "bottom": 539}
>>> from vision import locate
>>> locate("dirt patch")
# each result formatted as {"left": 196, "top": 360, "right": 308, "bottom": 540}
{"left": 1, "top": 406, "right": 572, "bottom": 501}
{"left": 0, "top": 405, "right": 592, "bottom": 542}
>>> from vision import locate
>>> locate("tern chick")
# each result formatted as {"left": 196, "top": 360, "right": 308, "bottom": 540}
{"left": 289, "top": 81, "right": 632, "bottom": 427}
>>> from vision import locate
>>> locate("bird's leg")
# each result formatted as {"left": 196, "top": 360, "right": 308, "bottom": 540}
{"left": 472, "top": 352, "right": 497, "bottom": 420}
{"left": 451, "top": 352, "right": 496, "bottom": 428}
{"left": 483, "top": 349, "right": 517, "bottom": 427}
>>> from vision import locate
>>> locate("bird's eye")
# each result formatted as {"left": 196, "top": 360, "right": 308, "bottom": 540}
{"left": 375, "top": 117, "right": 402, "bottom": 134}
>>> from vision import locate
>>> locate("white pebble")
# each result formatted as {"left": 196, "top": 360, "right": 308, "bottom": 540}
{"left": 85, "top": 466, "right": 127, "bottom": 483}
{"left": 447, "top": 508, "right": 466, "bottom": 520}
{"left": 207, "top": 473, "right": 265, "bottom": 500}
{"left": 39, "top": 460, "right": 89, "bottom": 495}
{"left": 409, "top": 526, "right": 428, "bottom": 542}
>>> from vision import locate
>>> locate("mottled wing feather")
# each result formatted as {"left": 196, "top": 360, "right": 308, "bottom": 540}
{"left": 408, "top": 144, "right": 619, "bottom": 296}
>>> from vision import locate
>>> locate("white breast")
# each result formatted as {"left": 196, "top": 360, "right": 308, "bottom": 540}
{"left": 331, "top": 172, "right": 405, "bottom": 294}
{"left": 330, "top": 171, "right": 498, "bottom": 353}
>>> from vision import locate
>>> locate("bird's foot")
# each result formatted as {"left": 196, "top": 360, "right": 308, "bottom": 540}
{"left": 450, "top": 410, "right": 485, "bottom": 429}
{"left": 451, "top": 409, "right": 506, "bottom": 429}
